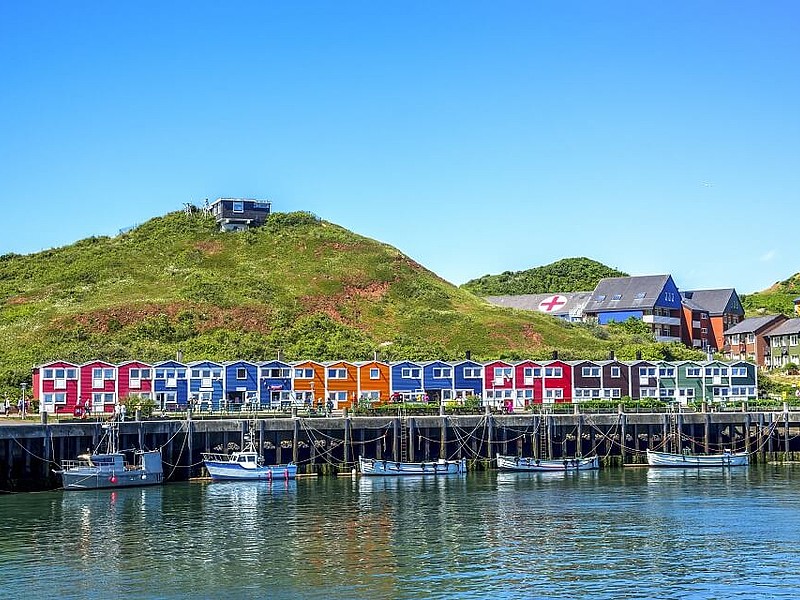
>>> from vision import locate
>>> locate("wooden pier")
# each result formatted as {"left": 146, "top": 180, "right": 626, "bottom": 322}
{"left": 1, "top": 407, "right": 798, "bottom": 491}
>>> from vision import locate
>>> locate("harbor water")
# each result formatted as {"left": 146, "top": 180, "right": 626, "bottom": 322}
{"left": 2, "top": 466, "right": 800, "bottom": 599}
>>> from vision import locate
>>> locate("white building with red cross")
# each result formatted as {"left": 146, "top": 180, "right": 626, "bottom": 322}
{"left": 485, "top": 292, "right": 593, "bottom": 322}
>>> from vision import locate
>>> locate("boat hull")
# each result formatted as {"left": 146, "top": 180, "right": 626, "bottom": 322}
{"left": 496, "top": 454, "right": 599, "bottom": 472}
{"left": 358, "top": 456, "right": 467, "bottom": 476}
{"left": 58, "top": 450, "right": 164, "bottom": 490}
{"left": 203, "top": 461, "right": 297, "bottom": 481}
{"left": 646, "top": 449, "right": 749, "bottom": 468}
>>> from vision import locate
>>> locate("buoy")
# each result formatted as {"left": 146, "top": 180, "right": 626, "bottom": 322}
{"left": 109, "top": 476, "right": 118, "bottom": 484}
{"left": 351, "top": 468, "right": 357, "bottom": 477}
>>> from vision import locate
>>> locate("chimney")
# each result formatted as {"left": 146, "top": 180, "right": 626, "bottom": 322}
{"left": 609, "top": 350, "right": 615, "bottom": 361}
{"left": 552, "top": 350, "right": 558, "bottom": 360}
{"left": 465, "top": 350, "right": 471, "bottom": 361}
{"left": 277, "top": 349, "right": 283, "bottom": 362}
{"left": 176, "top": 349, "right": 183, "bottom": 362}
{"left": 635, "top": 350, "right": 642, "bottom": 361}
{"left": 374, "top": 350, "right": 379, "bottom": 361}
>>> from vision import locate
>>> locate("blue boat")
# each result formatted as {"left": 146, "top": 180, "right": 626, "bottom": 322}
{"left": 202, "top": 421, "right": 296, "bottom": 481}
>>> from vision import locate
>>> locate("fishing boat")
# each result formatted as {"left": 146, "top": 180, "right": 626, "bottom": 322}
{"left": 358, "top": 456, "right": 467, "bottom": 476}
{"left": 646, "top": 448, "right": 749, "bottom": 468}
{"left": 202, "top": 421, "right": 297, "bottom": 480}
{"left": 496, "top": 454, "right": 600, "bottom": 472}
{"left": 55, "top": 418, "right": 164, "bottom": 490}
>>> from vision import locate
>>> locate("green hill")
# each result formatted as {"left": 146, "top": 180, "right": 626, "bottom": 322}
{"left": 0, "top": 212, "right": 696, "bottom": 397}
{"left": 741, "top": 274, "right": 800, "bottom": 316}
{"left": 461, "top": 257, "right": 628, "bottom": 296}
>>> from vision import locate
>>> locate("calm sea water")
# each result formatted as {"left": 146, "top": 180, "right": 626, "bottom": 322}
{"left": 1, "top": 466, "right": 799, "bottom": 599}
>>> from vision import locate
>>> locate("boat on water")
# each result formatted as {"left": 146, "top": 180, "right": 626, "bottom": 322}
{"left": 646, "top": 448, "right": 749, "bottom": 468}
{"left": 202, "top": 450, "right": 297, "bottom": 481}
{"left": 358, "top": 456, "right": 467, "bottom": 476}
{"left": 202, "top": 421, "right": 297, "bottom": 481}
{"left": 55, "top": 418, "right": 164, "bottom": 490}
{"left": 496, "top": 454, "right": 600, "bottom": 472}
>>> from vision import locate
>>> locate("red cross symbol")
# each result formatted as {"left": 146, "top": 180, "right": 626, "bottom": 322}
{"left": 538, "top": 295, "right": 567, "bottom": 312}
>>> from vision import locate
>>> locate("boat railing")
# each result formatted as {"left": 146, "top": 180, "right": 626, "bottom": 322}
{"left": 60, "top": 459, "right": 93, "bottom": 470}
{"left": 202, "top": 452, "right": 231, "bottom": 462}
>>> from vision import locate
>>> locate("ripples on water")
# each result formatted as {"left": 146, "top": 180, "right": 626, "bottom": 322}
{"left": 1, "top": 466, "right": 799, "bottom": 599}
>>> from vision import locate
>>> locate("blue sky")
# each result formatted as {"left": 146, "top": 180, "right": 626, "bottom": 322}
{"left": 1, "top": 2, "right": 798, "bottom": 294}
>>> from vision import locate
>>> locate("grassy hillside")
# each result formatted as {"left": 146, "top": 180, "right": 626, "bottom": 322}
{"left": 741, "top": 274, "right": 800, "bottom": 316}
{"left": 461, "top": 257, "right": 628, "bottom": 296}
{"left": 0, "top": 212, "right": 697, "bottom": 398}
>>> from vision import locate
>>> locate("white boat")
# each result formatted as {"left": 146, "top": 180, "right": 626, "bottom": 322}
{"left": 496, "top": 454, "right": 600, "bottom": 472}
{"left": 202, "top": 420, "right": 297, "bottom": 481}
{"left": 358, "top": 456, "right": 467, "bottom": 476}
{"left": 202, "top": 450, "right": 297, "bottom": 481}
{"left": 55, "top": 418, "right": 164, "bottom": 490}
{"left": 646, "top": 449, "right": 749, "bottom": 468}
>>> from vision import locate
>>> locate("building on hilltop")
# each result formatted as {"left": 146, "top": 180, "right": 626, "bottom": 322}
{"left": 581, "top": 275, "right": 683, "bottom": 343}
{"left": 209, "top": 197, "right": 271, "bottom": 231}
{"left": 485, "top": 292, "right": 593, "bottom": 322}
{"left": 680, "top": 288, "right": 744, "bottom": 352}
{"left": 721, "top": 314, "right": 788, "bottom": 366}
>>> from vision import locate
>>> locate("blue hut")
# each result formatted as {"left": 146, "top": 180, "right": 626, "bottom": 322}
{"left": 389, "top": 361, "right": 425, "bottom": 402}
{"left": 152, "top": 360, "right": 189, "bottom": 411}
{"left": 260, "top": 360, "right": 293, "bottom": 409}
{"left": 223, "top": 360, "right": 260, "bottom": 410}
{"left": 452, "top": 360, "right": 484, "bottom": 400}
{"left": 421, "top": 360, "right": 455, "bottom": 404}
{"left": 187, "top": 360, "right": 224, "bottom": 412}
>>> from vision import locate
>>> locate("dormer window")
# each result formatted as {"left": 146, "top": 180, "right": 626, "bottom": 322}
{"left": 635, "top": 292, "right": 646, "bottom": 299}
{"left": 595, "top": 295, "right": 606, "bottom": 302}
{"left": 611, "top": 294, "right": 622, "bottom": 301}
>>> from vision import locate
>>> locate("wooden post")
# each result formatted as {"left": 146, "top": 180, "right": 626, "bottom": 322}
{"left": 408, "top": 418, "right": 415, "bottom": 462}
{"left": 704, "top": 413, "right": 711, "bottom": 454}
{"left": 393, "top": 417, "right": 400, "bottom": 462}
{"left": 293, "top": 414, "right": 300, "bottom": 465}
{"left": 186, "top": 418, "right": 194, "bottom": 478}
{"left": 532, "top": 415, "right": 540, "bottom": 460}
{"left": 619, "top": 413, "right": 627, "bottom": 465}
{"left": 439, "top": 410, "right": 447, "bottom": 460}
{"left": 784, "top": 402, "right": 790, "bottom": 461}
{"left": 577, "top": 415, "right": 584, "bottom": 458}
{"left": 744, "top": 414, "right": 752, "bottom": 455}
{"left": 758, "top": 412, "right": 766, "bottom": 463}
{"left": 487, "top": 411, "right": 494, "bottom": 461}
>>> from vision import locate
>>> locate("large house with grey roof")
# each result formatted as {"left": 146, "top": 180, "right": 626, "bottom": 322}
{"left": 680, "top": 289, "right": 744, "bottom": 352}
{"left": 722, "top": 314, "right": 788, "bottom": 366}
{"left": 581, "top": 275, "right": 683, "bottom": 343}
{"left": 763, "top": 319, "right": 800, "bottom": 369}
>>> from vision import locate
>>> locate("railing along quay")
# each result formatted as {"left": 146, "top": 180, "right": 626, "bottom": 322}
{"left": 1, "top": 403, "right": 798, "bottom": 492}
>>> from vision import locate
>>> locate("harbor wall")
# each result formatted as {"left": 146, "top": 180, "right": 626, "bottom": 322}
{"left": 1, "top": 409, "right": 798, "bottom": 492}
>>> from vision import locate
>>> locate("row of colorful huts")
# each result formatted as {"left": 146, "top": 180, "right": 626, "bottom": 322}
{"left": 32, "top": 357, "right": 759, "bottom": 415}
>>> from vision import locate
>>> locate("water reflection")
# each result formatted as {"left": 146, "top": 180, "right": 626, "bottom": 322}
{"left": 2, "top": 468, "right": 800, "bottom": 599}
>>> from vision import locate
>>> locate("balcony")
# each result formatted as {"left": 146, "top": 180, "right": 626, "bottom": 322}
{"left": 642, "top": 315, "right": 681, "bottom": 326}
{"left": 655, "top": 335, "right": 682, "bottom": 343}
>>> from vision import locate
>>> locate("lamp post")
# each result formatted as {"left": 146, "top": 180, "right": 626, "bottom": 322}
{"left": 20, "top": 382, "right": 27, "bottom": 419}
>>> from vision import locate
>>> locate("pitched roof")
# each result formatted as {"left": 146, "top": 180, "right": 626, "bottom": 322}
{"left": 763, "top": 318, "right": 800, "bottom": 337}
{"left": 485, "top": 292, "right": 592, "bottom": 316}
{"left": 681, "top": 289, "right": 742, "bottom": 316}
{"left": 585, "top": 275, "right": 671, "bottom": 312}
{"left": 723, "top": 314, "right": 786, "bottom": 335}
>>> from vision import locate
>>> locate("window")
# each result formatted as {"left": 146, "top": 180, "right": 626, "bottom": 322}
{"left": 659, "top": 388, "right": 674, "bottom": 398}
{"left": 686, "top": 367, "right": 701, "bottom": 377}
{"left": 294, "top": 368, "right": 314, "bottom": 379}
{"left": 516, "top": 389, "right": 534, "bottom": 399}
{"left": 493, "top": 367, "right": 512, "bottom": 379}
{"left": 545, "top": 389, "right": 563, "bottom": 399}
{"left": 664, "top": 292, "right": 676, "bottom": 302}
{"left": 327, "top": 368, "right": 347, "bottom": 379}
{"left": 582, "top": 366, "right": 600, "bottom": 377}
{"left": 791, "top": 335, "right": 799, "bottom": 347}
{"left": 701, "top": 327, "right": 708, "bottom": 334}
{"left": 544, "top": 367, "right": 562, "bottom": 377}
{"left": 401, "top": 367, "right": 421, "bottom": 379}
{"left": 730, "top": 367, "right": 747, "bottom": 377}
{"left": 701, "top": 313, "right": 708, "bottom": 320}
{"left": 361, "top": 390, "right": 380, "bottom": 400}
{"left": 327, "top": 391, "right": 348, "bottom": 402}
{"left": 43, "top": 369, "right": 53, "bottom": 379}
{"left": 594, "top": 295, "right": 606, "bottom": 302}
{"left": 611, "top": 367, "right": 621, "bottom": 378}
{"left": 640, "top": 388, "right": 658, "bottom": 398}
{"left": 369, "top": 368, "right": 380, "bottom": 379}
{"left": 93, "top": 393, "right": 115, "bottom": 404}
{"left": 266, "top": 368, "right": 290, "bottom": 378}
{"left": 432, "top": 367, "right": 451, "bottom": 378}
{"left": 747, "top": 333, "right": 755, "bottom": 343}
{"left": 639, "top": 367, "right": 656, "bottom": 377}
{"left": 254, "top": 201, "right": 270, "bottom": 209}
{"left": 237, "top": 368, "right": 247, "bottom": 380}
{"left": 233, "top": 201, "right": 244, "bottom": 212}
{"left": 659, "top": 367, "right": 675, "bottom": 377}
{"left": 611, "top": 294, "right": 622, "bottom": 301}
{"left": 463, "top": 367, "right": 481, "bottom": 379}
{"left": 635, "top": 292, "right": 646, "bottom": 299}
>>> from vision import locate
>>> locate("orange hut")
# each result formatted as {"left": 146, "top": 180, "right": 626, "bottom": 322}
{"left": 324, "top": 361, "right": 359, "bottom": 409}
{"left": 292, "top": 360, "right": 325, "bottom": 408}
{"left": 356, "top": 361, "right": 391, "bottom": 405}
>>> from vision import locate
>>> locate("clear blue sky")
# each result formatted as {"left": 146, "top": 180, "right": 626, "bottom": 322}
{"left": 1, "top": 2, "right": 798, "bottom": 294}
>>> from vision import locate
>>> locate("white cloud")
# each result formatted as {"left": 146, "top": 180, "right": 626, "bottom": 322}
{"left": 760, "top": 249, "right": 777, "bottom": 262}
